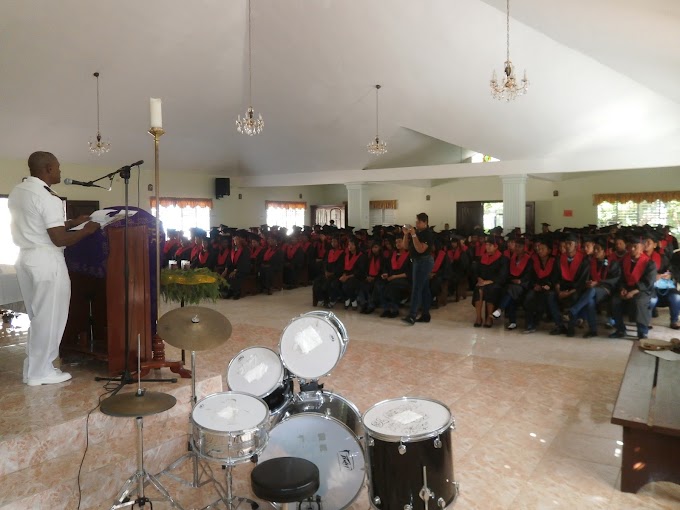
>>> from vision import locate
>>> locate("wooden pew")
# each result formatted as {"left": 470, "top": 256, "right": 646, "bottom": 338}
{"left": 611, "top": 341, "right": 680, "bottom": 493}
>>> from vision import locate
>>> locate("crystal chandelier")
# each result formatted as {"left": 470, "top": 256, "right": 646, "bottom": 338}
{"left": 367, "top": 85, "right": 387, "bottom": 155}
{"left": 88, "top": 72, "right": 111, "bottom": 155}
{"left": 236, "top": 0, "right": 264, "bottom": 135}
{"left": 490, "top": 0, "right": 529, "bottom": 101}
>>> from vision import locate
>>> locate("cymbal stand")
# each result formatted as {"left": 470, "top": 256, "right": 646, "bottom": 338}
{"left": 158, "top": 350, "right": 223, "bottom": 491}
{"left": 110, "top": 416, "right": 185, "bottom": 510}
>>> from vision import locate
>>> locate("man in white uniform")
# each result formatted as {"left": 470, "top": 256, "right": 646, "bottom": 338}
{"left": 9, "top": 152, "right": 100, "bottom": 386}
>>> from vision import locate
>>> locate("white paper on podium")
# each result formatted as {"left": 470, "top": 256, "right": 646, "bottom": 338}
{"left": 69, "top": 209, "right": 138, "bottom": 230}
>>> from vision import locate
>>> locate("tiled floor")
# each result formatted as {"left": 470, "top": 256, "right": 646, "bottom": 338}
{"left": 1, "top": 288, "right": 679, "bottom": 509}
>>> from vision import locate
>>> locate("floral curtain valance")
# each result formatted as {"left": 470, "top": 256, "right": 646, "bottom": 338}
{"left": 592, "top": 191, "right": 680, "bottom": 206}
{"left": 369, "top": 200, "right": 398, "bottom": 210}
{"left": 265, "top": 200, "right": 307, "bottom": 210}
{"left": 150, "top": 197, "right": 213, "bottom": 209}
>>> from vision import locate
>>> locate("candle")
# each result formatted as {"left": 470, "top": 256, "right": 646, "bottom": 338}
{"left": 150, "top": 98, "right": 162, "bottom": 128}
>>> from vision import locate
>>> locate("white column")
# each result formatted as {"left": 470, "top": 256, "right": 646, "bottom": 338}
{"left": 501, "top": 174, "right": 527, "bottom": 232}
{"left": 345, "top": 183, "right": 369, "bottom": 229}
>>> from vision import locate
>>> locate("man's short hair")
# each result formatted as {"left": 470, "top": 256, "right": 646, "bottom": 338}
{"left": 28, "top": 151, "right": 56, "bottom": 176}
{"left": 417, "top": 212, "right": 429, "bottom": 224}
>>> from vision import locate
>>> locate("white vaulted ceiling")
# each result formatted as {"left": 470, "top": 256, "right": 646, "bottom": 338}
{"left": 0, "top": 0, "right": 678, "bottom": 186}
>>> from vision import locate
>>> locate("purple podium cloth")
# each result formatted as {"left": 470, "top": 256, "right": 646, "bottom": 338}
{"left": 65, "top": 206, "right": 163, "bottom": 334}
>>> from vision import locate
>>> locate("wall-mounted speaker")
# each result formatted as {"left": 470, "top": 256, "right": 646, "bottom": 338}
{"left": 215, "top": 177, "right": 230, "bottom": 199}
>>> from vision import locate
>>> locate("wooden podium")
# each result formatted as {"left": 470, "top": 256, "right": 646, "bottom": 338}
{"left": 61, "top": 225, "right": 153, "bottom": 374}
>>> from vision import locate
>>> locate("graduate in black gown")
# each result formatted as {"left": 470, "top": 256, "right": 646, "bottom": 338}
{"left": 472, "top": 236, "right": 508, "bottom": 328}
{"left": 429, "top": 235, "right": 451, "bottom": 309}
{"left": 332, "top": 236, "right": 366, "bottom": 310}
{"left": 312, "top": 235, "right": 344, "bottom": 307}
{"left": 259, "top": 233, "right": 283, "bottom": 295}
{"left": 380, "top": 236, "right": 411, "bottom": 318}
{"left": 523, "top": 237, "right": 558, "bottom": 333}
{"left": 225, "top": 230, "right": 251, "bottom": 299}
{"left": 447, "top": 234, "right": 470, "bottom": 301}
{"left": 358, "top": 239, "right": 384, "bottom": 314}
{"left": 609, "top": 235, "right": 657, "bottom": 339}
{"left": 494, "top": 236, "right": 532, "bottom": 330}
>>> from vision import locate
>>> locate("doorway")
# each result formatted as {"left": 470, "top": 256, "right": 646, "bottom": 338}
{"left": 456, "top": 201, "right": 535, "bottom": 235}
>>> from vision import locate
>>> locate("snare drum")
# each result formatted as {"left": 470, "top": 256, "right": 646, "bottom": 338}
{"left": 226, "top": 346, "right": 293, "bottom": 423}
{"left": 363, "top": 397, "right": 458, "bottom": 510}
{"left": 258, "top": 413, "right": 365, "bottom": 510}
{"left": 279, "top": 311, "right": 349, "bottom": 381}
{"left": 191, "top": 391, "right": 270, "bottom": 464}
{"left": 281, "top": 389, "right": 363, "bottom": 437}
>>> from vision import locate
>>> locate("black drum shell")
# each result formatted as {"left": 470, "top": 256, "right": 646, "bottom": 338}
{"left": 366, "top": 429, "right": 456, "bottom": 510}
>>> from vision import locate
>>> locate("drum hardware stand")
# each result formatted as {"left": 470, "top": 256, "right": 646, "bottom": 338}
{"left": 419, "top": 466, "right": 433, "bottom": 510}
{"left": 92, "top": 163, "right": 178, "bottom": 393}
{"left": 110, "top": 414, "right": 184, "bottom": 510}
{"left": 298, "top": 381, "right": 323, "bottom": 393}
{"left": 202, "top": 461, "right": 259, "bottom": 510}
{"left": 297, "top": 495, "right": 322, "bottom": 510}
{"left": 158, "top": 349, "right": 224, "bottom": 491}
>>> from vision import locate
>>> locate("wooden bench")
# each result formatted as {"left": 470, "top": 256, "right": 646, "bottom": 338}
{"left": 611, "top": 341, "right": 680, "bottom": 493}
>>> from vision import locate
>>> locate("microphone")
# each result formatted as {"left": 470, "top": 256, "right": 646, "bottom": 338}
{"left": 129, "top": 160, "right": 144, "bottom": 167}
{"left": 63, "top": 178, "right": 107, "bottom": 189}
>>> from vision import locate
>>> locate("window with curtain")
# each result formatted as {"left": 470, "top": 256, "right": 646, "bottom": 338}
{"left": 593, "top": 192, "right": 680, "bottom": 229}
{"left": 150, "top": 197, "right": 212, "bottom": 237}
{"left": 266, "top": 201, "right": 306, "bottom": 234}
{"left": 369, "top": 200, "right": 397, "bottom": 227}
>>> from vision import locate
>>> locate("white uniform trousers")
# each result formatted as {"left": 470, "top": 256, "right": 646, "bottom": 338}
{"left": 15, "top": 247, "right": 71, "bottom": 381}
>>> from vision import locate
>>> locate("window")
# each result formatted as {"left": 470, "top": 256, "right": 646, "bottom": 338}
{"left": 266, "top": 201, "right": 306, "bottom": 234}
{"left": 0, "top": 197, "right": 20, "bottom": 265}
{"left": 150, "top": 197, "right": 212, "bottom": 236}
{"left": 369, "top": 200, "right": 397, "bottom": 227}
{"left": 597, "top": 200, "right": 680, "bottom": 228}
{"left": 314, "top": 206, "right": 345, "bottom": 228}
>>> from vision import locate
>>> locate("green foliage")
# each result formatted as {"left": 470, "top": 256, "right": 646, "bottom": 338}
{"left": 160, "top": 268, "right": 226, "bottom": 304}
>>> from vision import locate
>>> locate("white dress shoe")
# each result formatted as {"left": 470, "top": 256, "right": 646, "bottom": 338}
{"left": 27, "top": 371, "right": 72, "bottom": 386}
{"left": 24, "top": 367, "right": 62, "bottom": 384}
{"left": 492, "top": 309, "right": 502, "bottom": 319}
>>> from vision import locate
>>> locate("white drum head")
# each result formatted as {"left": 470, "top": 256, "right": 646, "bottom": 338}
{"left": 259, "top": 414, "right": 365, "bottom": 510}
{"left": 227, "top": 346, "right": 284, "bottom": 398}
{"left": 279, "top": 314, "right": 342, "bottom": 380}
{"left": 193, "top": 392, "right": 269, "bottom": 433}
{"left": 363, "top": 397, "right": 452, "bottom": 442}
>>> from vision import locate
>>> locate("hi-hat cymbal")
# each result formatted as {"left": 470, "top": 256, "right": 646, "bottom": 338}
{"left": 100, "top": 390, "right": 176, "bottom": 417}
{"left": 158, "top": 306, "right": 232, "bottom": 351}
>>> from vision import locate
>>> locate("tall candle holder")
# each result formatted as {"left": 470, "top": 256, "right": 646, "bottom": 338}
{"left": 145, "top": 126, "right": 191, "bottom": 378}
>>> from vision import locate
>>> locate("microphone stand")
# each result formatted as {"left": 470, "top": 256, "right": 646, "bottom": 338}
{"left": 94, "top": 165, "right": 176, "bottom": 393}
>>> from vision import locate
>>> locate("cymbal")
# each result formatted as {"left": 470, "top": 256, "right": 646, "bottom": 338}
{"left": 100, "top": 390, "right": 176, "bottom": 417}
{"left": 158, "top": 306, "right": 232, "bottom": 351}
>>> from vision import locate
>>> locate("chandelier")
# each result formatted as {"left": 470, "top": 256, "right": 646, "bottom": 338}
{"left": 88, "top": 72, "right": 111, "bottom": 155}
{"left": 367, "top": 85, "right": 387, "bottom": 155}
{"left": 490, "top": 0, "right": 529, "bottom": 101}
{"left": 236, "top": 0, "right": 264, "bottom": 135}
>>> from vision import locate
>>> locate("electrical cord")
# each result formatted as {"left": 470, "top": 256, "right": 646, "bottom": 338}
{"left": 76, "top": 385, "right": 115, "bottom": 510}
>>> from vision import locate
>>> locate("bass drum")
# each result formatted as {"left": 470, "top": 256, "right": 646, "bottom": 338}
{"left": 280, "top": 389, "right": 363, "bottom": 438}
{"left": 258, "top": 413, "right": 365, "bottom": 510}
{"left": 191, "top": 391, "right": 270, "bottom": 465}
{"left": 279, "top": 311, "right": 349, "bottom": 381}
{"left": 226, "top": 346, "right": 293, "bottom": 424}
{"left": 363, "top": 397, "right": 458, "bottom": 510}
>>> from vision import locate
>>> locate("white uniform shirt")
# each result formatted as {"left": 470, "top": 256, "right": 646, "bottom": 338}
{"left": 8, "top": 176, "right": 65, "bottom": 250}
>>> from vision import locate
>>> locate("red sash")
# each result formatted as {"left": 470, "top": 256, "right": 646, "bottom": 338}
{"left": 263, "top": 247, "right": 278, "bottom": 262}
{"left": 447, "top": 247, "right": 464, "bottom": 262}
{"left": 217, "top": 249, "right": 230, "bottom": 266}
{"left": 391, "top": 250, "right": 409, "bottom": 270}
{"left": 176, "top": 245, "right": 190, "bottom": 258}
{"left": 532, "top": 255, "right": 555, "bottom": 280}
{"left": 432, "top": 250, "right": 447, "bottom": 273}
{"left": 480, "top": 250, "right": 502, "bottom": 266}
{"left": 286, "top": 243, "right": 300, "bottom": 260}
{"left": 198, "top": 250, "right": 209, "bottom": 265}
{"left": 344, "top": 251, "right": 361, "bottom": 271}
{"left": 190, "top": 244, "right": 201, "bottom": 260}
{"left": 559, "top": 252, "right": 584, "bottom": 282}
{"left": 649, "top": 251, "right": 661, "bottom": 271}
{"left": 589, "top": 258, "right": 608, "bottom": 282}
{"left": 251, "top": 246, "right": 263, "bottom": 260}
{"left": 164, "top": 239, "right": 179, "bottom": 254}
{"left": 327, "top": 249, "right": 343, "bottom": 264}
{"left": 316, "top": 243, "right": 327, "bottom": 259}
{"left": 231, "top": 248, "right": 243, "bottom": 265}
{"left": 302, "top": 241, "right": 311, "bottom": 252}
{"left": 368, "top": 256, "right": 381, "bottom": 277}
{"left": 474, "top": 242, "right": 484, "bottom": 258}
{"left": 509, "top": 252, "right": 531, "bottom": 277}
{"left": 622, "top": 253, "right": 650, "bottom": 287}
{"left": 503, "top": 249, "right": 511, "bottom": 259}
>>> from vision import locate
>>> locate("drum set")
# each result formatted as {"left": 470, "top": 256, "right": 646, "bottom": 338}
{"left": 114, "top": 309, "right": 459, "bottom": 510}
